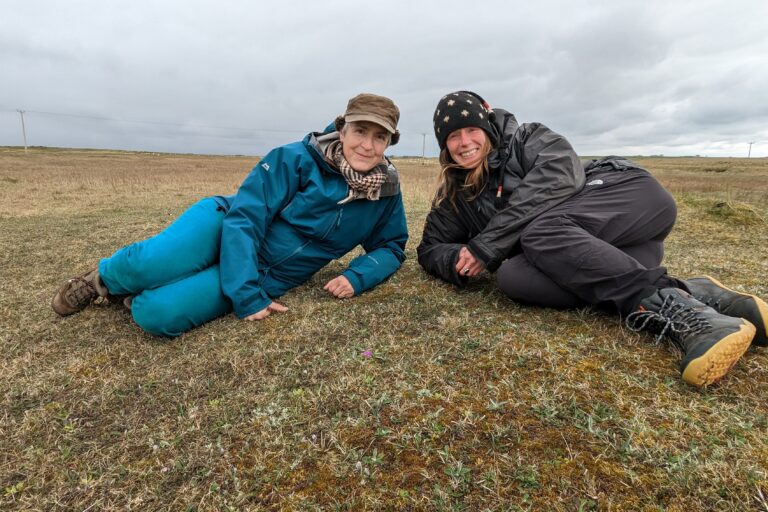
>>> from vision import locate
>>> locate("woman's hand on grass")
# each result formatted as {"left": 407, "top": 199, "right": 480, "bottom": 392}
{"left": 455, "top": 246, "right": 485, "bottom": 277}
{"left": 245, "top": 301, "right": 288, "bottom": 321}
{"left": 324, "top": 275, "right": 355, "bottom": 299}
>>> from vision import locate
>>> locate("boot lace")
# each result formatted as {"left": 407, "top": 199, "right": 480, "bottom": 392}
{"left": 626, "top": 294, "right": 712, "bottom": 348}
{"left": 63, "top": 277, "right": 97, "bottom": 308}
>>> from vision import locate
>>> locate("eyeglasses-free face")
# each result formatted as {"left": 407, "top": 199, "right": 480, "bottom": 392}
{"left": 445, "top": 126, "right": 490, "bottom": 169}
{"left": 340, "top": 121, "right": 390, "bottom": 172}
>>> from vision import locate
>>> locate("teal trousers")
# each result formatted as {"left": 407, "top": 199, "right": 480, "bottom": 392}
{"left": 99, "top": 198, "right": 233, "bottom": 336}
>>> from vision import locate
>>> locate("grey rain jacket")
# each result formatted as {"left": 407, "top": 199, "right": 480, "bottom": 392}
{"left": 417, "top": 109, "right": 586, "bottom": 285}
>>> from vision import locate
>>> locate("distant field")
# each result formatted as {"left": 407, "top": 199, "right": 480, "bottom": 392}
{"left": 1, "top": 148, "right": 767, "bottom": 510}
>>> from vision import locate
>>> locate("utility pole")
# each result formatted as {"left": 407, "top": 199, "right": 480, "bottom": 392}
{"left": 421, "top": 133, "right": 426, "bottom": 162}
{"left": 17, "top": 109, "right": 28, "bottom": 152}
{"left": 748, "top": 141, "right": 754, "bottom": 158}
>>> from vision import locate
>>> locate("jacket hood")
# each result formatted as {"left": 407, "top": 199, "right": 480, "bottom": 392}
{"left": 304, "top": 126, "right": 342, "bottom": 175}
{"left": 487, "top": 109, "right": 520, "bottom": 169}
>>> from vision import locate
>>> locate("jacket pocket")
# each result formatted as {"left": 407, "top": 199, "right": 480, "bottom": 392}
{"left": 267, "top": 240, "right": 312, "bottom": 270}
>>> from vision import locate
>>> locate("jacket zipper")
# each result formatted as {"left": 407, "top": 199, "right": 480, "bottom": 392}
{"left": 320, "top": 209, "right": 342, "bottom": 240}
{"left": 265, "top": 208, "right": 342, "bottom": 270}
{"left": 266, "top": 240, "right": 311, "bottom": 270}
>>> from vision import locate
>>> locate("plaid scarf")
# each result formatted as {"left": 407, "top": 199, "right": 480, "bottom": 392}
{"left": 327, "top": 141, "right": 387, "bottom": 204}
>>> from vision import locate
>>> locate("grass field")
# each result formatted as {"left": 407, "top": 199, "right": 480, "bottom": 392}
{"left": 1, "top": 147, "right": 767, "bottom": 511}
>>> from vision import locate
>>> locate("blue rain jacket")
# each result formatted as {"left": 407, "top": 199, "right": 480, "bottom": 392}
{"left": 215, "top": 131, "right": 408, "bottom": 318}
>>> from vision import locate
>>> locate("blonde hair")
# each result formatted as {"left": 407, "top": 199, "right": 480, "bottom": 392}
{"left": 433, "top": 137, "right": 493, "bottom": 209}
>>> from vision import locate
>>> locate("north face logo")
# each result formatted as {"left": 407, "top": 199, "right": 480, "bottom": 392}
{"left": 587, "top": 179, "right": 603, "bottom": 186}
{"left": 261, "top": 162, "right": 270, "bottom": 171}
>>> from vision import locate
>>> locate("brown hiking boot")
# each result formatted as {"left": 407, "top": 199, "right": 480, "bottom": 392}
{"left": 626, "top": 288, "right": 755, "bottom": 387}
{"left": 686, "top": 276, "right": 768, "bottom": 347}
{"left": 52, "top": 269, "right": 111, "bottom": 316}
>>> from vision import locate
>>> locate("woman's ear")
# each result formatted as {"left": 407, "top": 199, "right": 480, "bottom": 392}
{"left": 390, "top": 131, "right": 400, "bottom": 146}
{"left": 334, "top": 116, "right": 345, "bottom": 132}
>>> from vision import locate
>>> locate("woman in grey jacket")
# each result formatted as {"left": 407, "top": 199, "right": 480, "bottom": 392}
{"left": 417, "top": 90, "right": 767, "bottom": 387}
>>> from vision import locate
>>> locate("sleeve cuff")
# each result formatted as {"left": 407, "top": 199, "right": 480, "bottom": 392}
{"left": 468, "top": 240, "right": 500, "bottom": 272}
{"left": 234, "top": 292, "right": 272, "bottom": 319}
{"left": 342, "top": 270, "right": 363, "bottom": 294}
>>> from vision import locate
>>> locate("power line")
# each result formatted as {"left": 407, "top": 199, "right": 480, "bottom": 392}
{"left": 2, "top": 107, "right": 307, "bottom": 134}
{"left": 3, "top": 107, "right": 763, "bottom": 158}
{"left": 1, "top": 107, "right": 436, "bottom": 155}
{"left": 0, "top": 106, "right": 431, "bottom": 138}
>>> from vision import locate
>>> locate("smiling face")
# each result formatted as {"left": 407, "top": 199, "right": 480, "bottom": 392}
{"left": 445, "top": 127, "right": 490, "bottom": 168}
{"left": 339, "top": 121, "right": 390, "bottom": 172}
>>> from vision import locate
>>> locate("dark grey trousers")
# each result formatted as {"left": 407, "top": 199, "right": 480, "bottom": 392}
{"left": 497, "top": 168, "right": 684, "bottom": 315}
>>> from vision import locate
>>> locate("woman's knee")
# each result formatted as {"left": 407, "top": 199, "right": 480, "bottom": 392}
{"left": 636, "top": 175, "right": 677, "bottom": 230}
{"left": 496, "top": 257, "right": 528, "bottom": 300}
{"left": 496, "top": 255, "right": 583, "bottom": 309}
{"left": 131, "top": 266, "right": 232, "bottom": 337}
{"left": 131, "top": 297, "right": 189, "bottom": 337}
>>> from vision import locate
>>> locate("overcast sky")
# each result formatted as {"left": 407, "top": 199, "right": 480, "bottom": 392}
{"left": 2, "top": 0, "right": 767, "bottom": 157}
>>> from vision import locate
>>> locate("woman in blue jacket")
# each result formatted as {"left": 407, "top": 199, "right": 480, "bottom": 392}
{"left": 52, "top": 93, "right": 409, "bottom": 337}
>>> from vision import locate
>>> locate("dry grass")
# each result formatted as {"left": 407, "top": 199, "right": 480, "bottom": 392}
{"left": 1, "top": 148, "right": 767, "bottom": 511}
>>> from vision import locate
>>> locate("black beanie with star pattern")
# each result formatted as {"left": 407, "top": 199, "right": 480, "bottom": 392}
{"left": 433, "top": 91, "right": 498, "bottom": 150}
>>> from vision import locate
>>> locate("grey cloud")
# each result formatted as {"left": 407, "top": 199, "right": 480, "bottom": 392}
{"left": 2, "top": 0, "right": 768, "bottom": 157}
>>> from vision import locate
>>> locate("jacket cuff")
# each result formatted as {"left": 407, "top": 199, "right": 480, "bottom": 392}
{"left": 467, "top": 240, "right": 501, "bottom": 272}
{"left": 235, "top": 292, "right": 272, "bottom": 319}
{"left": 342, "top": 270, "right": 363, "bottom": 294}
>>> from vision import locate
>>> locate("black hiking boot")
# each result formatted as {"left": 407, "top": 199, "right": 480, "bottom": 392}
{"left": 52, "top": 268, "right": 114, "bottom": 316}
{"left": 626, "top": 288, "right": 755, "bottom": 387}
{"left": 686, "top": 276, "right": 768, "bottom": 347}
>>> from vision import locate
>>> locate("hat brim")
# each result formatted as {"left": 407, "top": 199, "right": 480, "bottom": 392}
{"left": 345, "top": 114, "right": 396, "bottom": 134}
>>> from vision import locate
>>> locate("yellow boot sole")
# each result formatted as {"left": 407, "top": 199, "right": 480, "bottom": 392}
{"left": 681, "top": 320, "right": 755, "bottom": 387}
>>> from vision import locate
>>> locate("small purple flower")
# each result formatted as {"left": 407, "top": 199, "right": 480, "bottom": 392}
{"left": 361, "top": 349, "right": 373, "bottom": 359}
